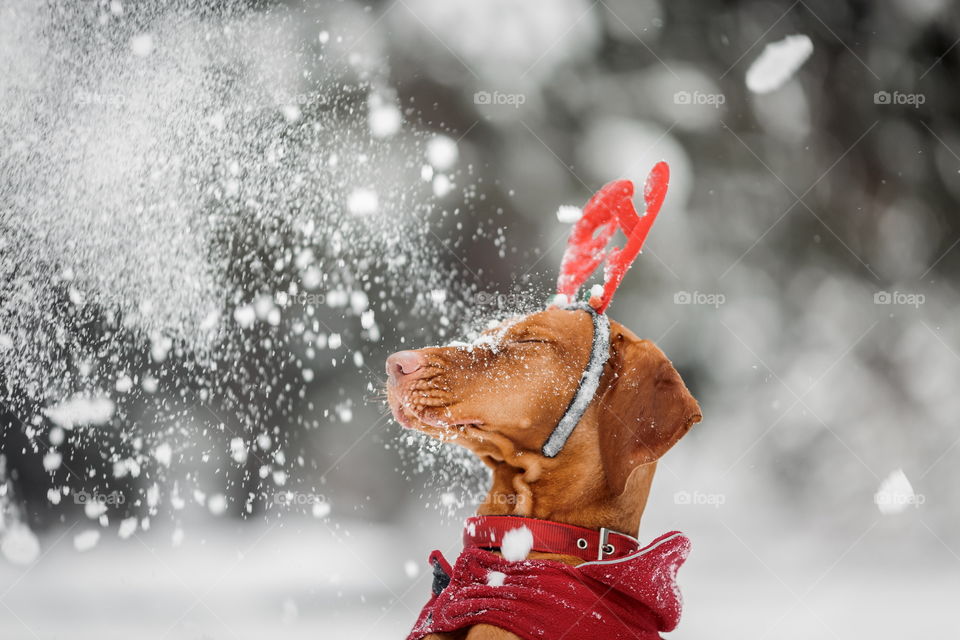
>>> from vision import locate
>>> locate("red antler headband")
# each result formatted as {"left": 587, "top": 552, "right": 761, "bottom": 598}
{"left": 556, "top": 161, "right": 670, "bottom": 313}
{"left": 541, "top": 162, "right": 669, "bottom": 457}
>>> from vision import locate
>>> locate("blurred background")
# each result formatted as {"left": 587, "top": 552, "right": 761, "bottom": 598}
{"left": 1, "top": 0, "right": 958, "bottom": 637}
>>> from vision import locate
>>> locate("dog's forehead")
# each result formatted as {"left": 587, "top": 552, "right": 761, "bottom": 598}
{"left": 479, "top": 308, "right": 645, "bottom": 349}
{"left": 510, "top": 307, "right": 593, "bottom": 334}
{"left": 473, "top": 307, "right": 586, "bottom": 341}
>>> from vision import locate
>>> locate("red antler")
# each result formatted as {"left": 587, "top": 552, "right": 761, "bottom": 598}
{"left": 556, "top": 161, "right": 669, "bottom": 313}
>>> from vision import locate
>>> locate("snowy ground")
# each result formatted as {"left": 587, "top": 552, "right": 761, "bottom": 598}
{"left": 1, "top": 516, "right": 955, "bottom": 639}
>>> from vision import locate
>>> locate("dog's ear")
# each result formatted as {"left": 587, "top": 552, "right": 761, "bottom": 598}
{"left": 597, "top": 337, "right": 701, "bottom": 495}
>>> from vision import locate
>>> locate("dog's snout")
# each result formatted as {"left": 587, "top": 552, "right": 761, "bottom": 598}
{"left": 386, "top": 350, "right": 425, "bottom": 379}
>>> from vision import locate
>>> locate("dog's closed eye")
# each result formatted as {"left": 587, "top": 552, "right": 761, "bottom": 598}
{"left": 503, "top": 326, "right": 553, "bottom": 345}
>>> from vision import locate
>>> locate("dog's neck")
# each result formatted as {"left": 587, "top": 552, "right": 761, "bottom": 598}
{"left": 471, "top": 432, "right": 657, "bottom": 537}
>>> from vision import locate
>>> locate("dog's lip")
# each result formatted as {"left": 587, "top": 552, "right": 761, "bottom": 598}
{"left": 387, "top": 400, "right": 427, "bottom": 430}
{"left": 392, "top": 406, "right": 415, "bottom": 429}
{"left": 386, "top": 385, "right": 417, "bottom": 428}
{"left": 391, "top": 403, "right": 482, "bottom": 431}
{"left": 387, "top": 398, "right": 419, "bottom": 430}
{"left": 418, "top": 412, "right": 483, "bottom": 430}
{"left": 386, "top": 386, "right": 482, "bottom": 431}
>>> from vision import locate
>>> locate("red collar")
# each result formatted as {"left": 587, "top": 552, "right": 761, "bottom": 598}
{"left": 463, "top": 515, "right": 643, "bottom": 563}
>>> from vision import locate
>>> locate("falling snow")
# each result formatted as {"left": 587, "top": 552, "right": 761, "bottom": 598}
{"left": 500, "top": 526, "right": 533, "bottom": 562}
{"left": 874, "top": 469, "right": 920, "bottom": 515}
{"left": 42, "top": 395, "right": 116, "bottom": 430}
{"left": 73, "top": 529, "right": 100, "bottom": 552}
{"left": 745, "top": 34, "right": 814, "bottom": 94}
{"left": 556, "top": 205, "right": 582, "bottom": 223}
{"left": 0, "top": 522, "right": 40, "bottom": 565}
{"left": 0, "top": 0, "right": 483, "bottom": 548}
{"left": 486, "top": 570, "right": 506, "bottom": 586}
{"left": 426, "top": 135, "right": 459, "bottom": 171}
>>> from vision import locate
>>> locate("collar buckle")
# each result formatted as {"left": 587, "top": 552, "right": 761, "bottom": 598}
{"left": 598, "top": 527, "right": 613, "bottom": 560}
{"left": 598, "top": 527, "right": 642, "bottom": 560}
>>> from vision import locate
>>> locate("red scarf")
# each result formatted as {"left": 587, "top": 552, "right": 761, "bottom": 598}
{"left": 407, "top": 530, "right": 690, "bottom": 640}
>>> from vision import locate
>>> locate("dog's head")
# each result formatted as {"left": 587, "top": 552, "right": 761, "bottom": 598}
{"left": 386, "top": 306, "right": 701, "bottom": 495}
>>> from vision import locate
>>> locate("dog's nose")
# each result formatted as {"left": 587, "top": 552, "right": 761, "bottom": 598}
{"left": 386, "top": 350, "right": 424, "bottom": 378}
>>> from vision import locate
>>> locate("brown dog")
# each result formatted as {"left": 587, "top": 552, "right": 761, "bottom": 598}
{"left": 386, "top": 305, "right": 701, "bottom": 640}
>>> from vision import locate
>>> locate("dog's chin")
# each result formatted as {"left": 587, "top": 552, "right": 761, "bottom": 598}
{"left": 389, "top": 405, "right": 416, "bottom": 430}
{"left": 386, "top": 387, "right": 418, "bottom": 429}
